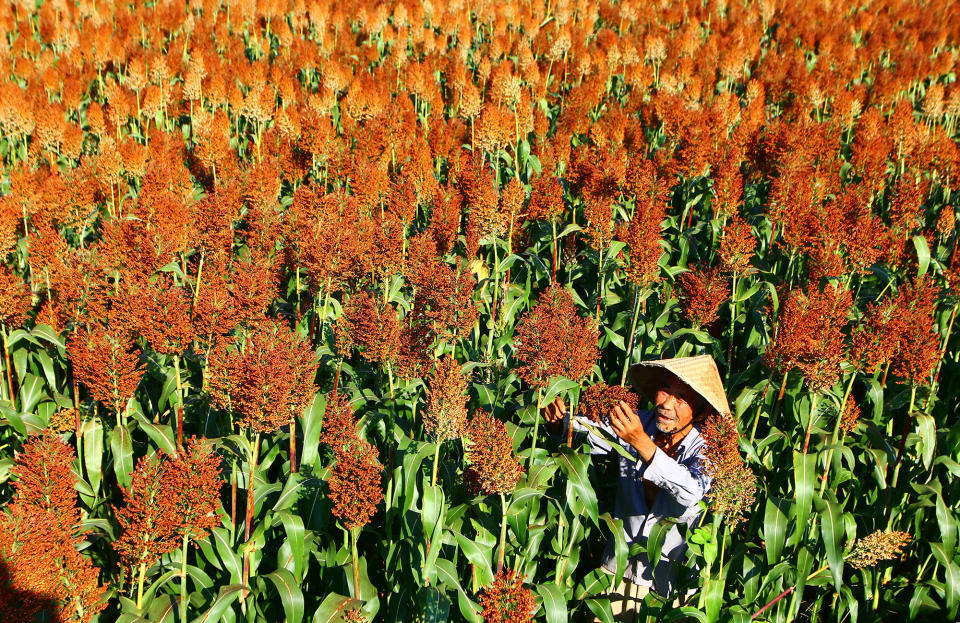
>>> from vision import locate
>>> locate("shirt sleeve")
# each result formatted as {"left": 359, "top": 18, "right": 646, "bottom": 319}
{"left": 639, "top": 446, "right": 711, "bottom": 508}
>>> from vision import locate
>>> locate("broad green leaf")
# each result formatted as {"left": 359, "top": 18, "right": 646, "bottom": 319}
{"left": 789, "top": 451, "right": 816, "bottom": 547}
{"left": 536, "top": 583, "right": 567, "bottom": 623}
{"left": 190, "top": 584, "right": 245, "bottom": 623}
{"left": 599, "top": 513, "right": 627, "bottom": 586}
{"left": 912, "top": 234, "right": 931, "bottom": 277}
{"left": 453, "top": 531, "right": 494, "bottom": 588}
{"left": 264, "top": 569, "right": 304, "bottom": 623}
{"left": 277, "top": 510, "right": 307, "bottom": 580}
{"left": 583, "top": 598, "right": 614, "bottom": 623}
{"left": 815, "top": 496, "right": 844, "bottom": 591}
{"left": 540, "top": 377, "right": 580, "bottom": 409}
{"left": 312, "top": 593, "right": 363, "bottom": 623}
{"left": 132, "top": 410, "right": 177, "bottom": 456}
{"left": 646, "top": 518, "right": 678, "bottom": 571}
{"left": 29, "top": 324, "right": 66, "bottom": 349}
{"left": 300, "top": 394, "right": 326, "bottom": 469}
{"left": 17, "top": 373, "right": 46, "bottom": 414}
{"left": 575, "top": 568, "right": 613, "bottom": 599}
{"left": 417, "top": 586, "right": 450, "bottom": 623}
{"left": 763, "top": 497, "right": 789, "bottom": 565}
{"left": 82, "top": 417, "right": 103, "bottom": 495}
{"left": 555, "top": 446, "right": 598, "bottom": 527}
{"left": 110, "top": 423, "right": 133, "bottom": 488}
{"left": 916, "top": 413, "right": 936, "bottom": 470}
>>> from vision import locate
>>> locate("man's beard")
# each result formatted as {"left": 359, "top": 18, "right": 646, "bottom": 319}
{"left": 655, "top": 411, "right": 678, "bottom": 433}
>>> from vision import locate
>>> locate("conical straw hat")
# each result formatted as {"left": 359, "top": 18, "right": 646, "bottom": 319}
{"left": 628, "top": 354, "right": 731, "bottom": 417}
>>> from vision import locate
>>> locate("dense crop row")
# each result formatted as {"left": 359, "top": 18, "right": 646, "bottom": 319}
{"left": 0, "top": 0, "right": 958, "bottom": 622}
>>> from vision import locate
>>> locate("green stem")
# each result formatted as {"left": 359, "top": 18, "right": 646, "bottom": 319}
{"left": 180, "top": 533, "right": 190, "bottom": 621}
{"left": 802, "top": 391, "right": 820, "bottom": 455}
{"left": 529, "top": 387, "right": 544, "bottom": 466}
{"left": 486, "top": 242, "right": 500, "bottom": 359}
{"left": 819, "top": 373, "right": 857, "bottom": 494}
{"left": 497, "top": 492, "right": 509, "bottom": 573}
{"left": 351, "top": 527, "right": 361, "bottom": 600}
{"left": 749, "top": 373, "right": 774, "bottom": 444}
{"left": 726, "top": 272, "right": 737, "bottom": 382}
{"left": 2, "top": 326, "right": 15, "bottom": 403}
{"left": 620, "top": 287, "right": 643, "bottom": 385}
{"left": 136, "top": 561, "right": 146, "bottom": 610}
{"left": 889, "top": 384, "right": 917, "bottom": 493}
{"left": 173, "top": 355, "right": 185, "bottom": 450}
{"left": 431, "top": 441, "right": 441, "bottom": 488}
{"left": 191, "top": 252, "right": 205, "bottom": 316}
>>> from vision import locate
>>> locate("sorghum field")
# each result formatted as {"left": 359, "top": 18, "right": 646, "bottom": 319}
{"left": 0, "top": 0, "right": 958, "bottom": 621}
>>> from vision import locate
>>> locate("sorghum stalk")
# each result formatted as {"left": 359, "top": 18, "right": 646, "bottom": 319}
{"left": 431, "top": 442, "right": 441, "bottom": 488}
{"left": 620, "top": 287, "right": 643, "bottom": 385}
{"left": 136, "top": 561, "right": 147, "bottom": 609}
{"left": 749, "top": 372, "right": 775, "bottom": 443}
{"left": 173, "top": 354, "right": 185, "bottom": 450}
{"left": 289, "top": 416, "right": 298, "bottom": 474}
{"left": 191, "top": 251, "right": 205, "bottom": 317}
{"left": 351, "top": 527, "right": 361, "bottom": 600}
{"left": 230, "top": 457, "right": 237, "bottom": 543}
{"left": 486, "top": 241, "right": 501, "bottom": 359}
{"left": 750, "top": 565, "right": 829, "bottom": 620}
{"left": 528, "top": 387, "right": 544, "bottom": 466}
{"left": 801, "top": 391, "right": 820, "bottom": 454}
{"left": 726, "top": 272, "right": 738, "bottom": 382}
{"left": 819, "top": 373, "right": 857, "bottom": 494}
{"left": 551, "top": 218, "right": 558, "bottom": 283}
{"left": 497, "top": 492, "right": 509, "bottom": 573}
{"left": 889, "top": 384, "right": 918, "bottom": 491}
{"left": 2, "top": 325, "right": 15, "bottom": 401}
{"left": 180, "top": 532, "right": 190, "bottom": 621}
{"left": 241, "top": 431, "right": 261, "bottom": 605}
{"left": 924, "top": 301, "right": 958, "bottom": 413}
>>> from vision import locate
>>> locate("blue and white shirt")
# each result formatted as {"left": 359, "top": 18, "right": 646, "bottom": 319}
{"left": 562, "top": 408, "right": 711, "bottom": 596}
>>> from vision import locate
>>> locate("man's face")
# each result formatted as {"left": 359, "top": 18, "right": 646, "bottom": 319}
{"left": 652, "top": 375, "right": 700, "bottom": 434}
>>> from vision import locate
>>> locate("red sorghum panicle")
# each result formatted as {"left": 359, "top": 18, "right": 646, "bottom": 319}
{"left": 335, "top": 291, "right": 401, "bottom": 365}
{"left": 764, "top": 284, "right": 852, "bottom": 391}
{"left": 207, "top": 323, "right": 318, "bottom": 433}
{"left": 527, "top": 175, "right": 564, "bottom": 223}
{"left": 465, "top": 411, "right": 524, "bottom": 496}
{"left": 161, "top": 438, "right": 224, "bottom": 540}
{"left": 719, "top": 215, "right": 756, "bottom": 274}
{"left": 889, "top": 279, "right": 941, "bottom": 386}
{"left": 616, "top": 198, "right": 665, "bottom": 288}
{"left": 0, "top": 434, "right": 107, "bottom": 623}
{"left": 478, "top": 568, "right": 536, "bottom": 623}
{"left": 678, "top": 264, "right": 728, "bottom": 329}
{"left": 69, "top": 325, "right": 144, "bottom": 415}
{"left": 319, "top": 390, "right": 357, "bottom": 452}
{"left": 847, "top": 530, "right": 912, "bottom": 569}
{"left": 580, "top": 382, "right": 639, "bottom": 425}
{"left": 424, "top": 356, "right": 469, "bottom": 443}
{"left": 0, "top": 264, "right": 31, "bottom": 328}
{"left": 328, "top": 438, "right": 384, "bottom": 530}
{"left": 342, "top": 607, "right": 369, "bottom": 623}
{"left": 839, "top": 397, "right": 860, "bottom": 434}
{"left": 700, "top": 412, "right": 756, "bottom": 526}
{"left": 513, "top": 284, "right": 600, "bottom": 388}
{"left": 112, "top": 454, "right": 182, "bottom": 571}
{"left": 113, "top": 442, "right": 224, "bottom": 571}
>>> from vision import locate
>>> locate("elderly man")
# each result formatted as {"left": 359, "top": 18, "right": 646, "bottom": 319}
{"left": 542, "top": 354, "right": 730, "bottom": 620}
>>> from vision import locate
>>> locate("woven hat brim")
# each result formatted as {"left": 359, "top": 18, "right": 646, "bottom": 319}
{"left": 628, "top": 355, "right": 731, "bottom": 417}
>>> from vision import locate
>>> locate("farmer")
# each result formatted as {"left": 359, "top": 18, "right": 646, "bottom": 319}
{"left": 542, "top": 354, "right": 729, "bottom": 620}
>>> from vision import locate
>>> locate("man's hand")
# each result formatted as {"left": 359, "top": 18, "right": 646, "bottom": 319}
{"left": 541, "top": 396, "right": 566, "bottom": 435}
{"left": 609, "top": 401, "right": 656, "bottom": 462}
